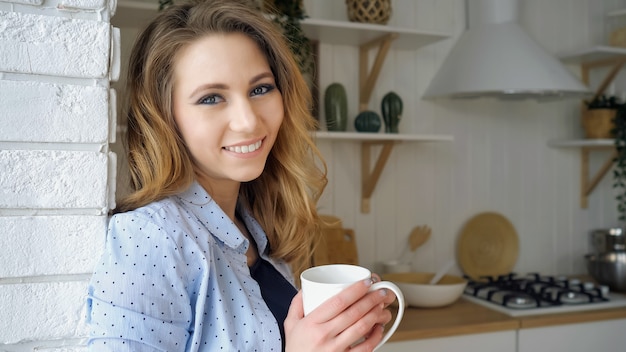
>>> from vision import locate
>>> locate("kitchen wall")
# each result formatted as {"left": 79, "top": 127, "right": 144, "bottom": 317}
{"left": 304, "top": 0, "right": 626, "bottom": 277}
{"left": 110, "top": 1, "right": 624, "bottom": 276}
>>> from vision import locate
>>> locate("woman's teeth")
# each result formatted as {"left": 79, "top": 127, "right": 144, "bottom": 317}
{"left": 225, "top": 140, "right": 262, "bottom": 154}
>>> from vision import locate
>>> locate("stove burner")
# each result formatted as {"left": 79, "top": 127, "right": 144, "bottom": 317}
{"left": 463, "top": 272, "right": 610, "bottom": 310}
{"left": 506, "top": 295, "right": 537, "bottom": 309}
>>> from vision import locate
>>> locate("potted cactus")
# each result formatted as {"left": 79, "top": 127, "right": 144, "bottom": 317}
{"left": 381, "top": 91, "right": 403, "bottom": 133}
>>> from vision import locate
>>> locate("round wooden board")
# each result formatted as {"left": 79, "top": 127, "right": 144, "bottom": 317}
{"left": 456, "top": 212, "right": 519, "bottom": 281}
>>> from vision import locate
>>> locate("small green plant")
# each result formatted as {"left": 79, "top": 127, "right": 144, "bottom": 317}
{"left": 158, "top": 0, "right": 173, "bottom": 11}
{"left": 587, "top": 94, "right": 622, "bottom": 110}
{"left": 613, "top": 105, "right": 626, "bottom": 221}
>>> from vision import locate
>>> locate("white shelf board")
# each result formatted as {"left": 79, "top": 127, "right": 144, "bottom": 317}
{"left": 607, "top": 8, "right": 626, "bottom": 18}
{"left": 300, "top": 18, "right": 449, "bottom": 50}
{"left": 314, "top": 131, "right": 453, "bottom": 142}
{"left": 547, "top": 139, "right": 615, "bottom": 148}
{"left": 558, "top": 46, "right": 626, "bottom": 64}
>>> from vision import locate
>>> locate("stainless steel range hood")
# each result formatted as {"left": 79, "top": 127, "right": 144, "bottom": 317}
{"left": 423, "top": 0, "right": 590, "bottom": 100}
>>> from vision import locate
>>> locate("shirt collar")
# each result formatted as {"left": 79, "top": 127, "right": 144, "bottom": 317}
{"left": 176, "top": 181, "right": 269, "bottom": 255}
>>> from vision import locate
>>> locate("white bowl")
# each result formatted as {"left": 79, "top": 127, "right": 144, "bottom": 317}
{"left": 381, "top": 260, "right": 412, "bottom": 274}
{"left": 382, "top": 272, "right": 467, "bottom": 308}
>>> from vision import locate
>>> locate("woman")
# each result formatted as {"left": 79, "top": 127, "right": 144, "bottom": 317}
{"left": 87, "top": 1, "right": 393, "bottom": 351}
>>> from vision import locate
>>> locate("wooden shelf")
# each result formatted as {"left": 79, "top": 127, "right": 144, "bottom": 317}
{"left": 306, "top": 20, "right": 449, "bottom": 213}
{"left": 300, "top": 18, "right": 449, "bottom": 50}
{"left": 316, "top": 132, "right": 453, "bottom": 213}
{"left": 552, "top": 46, "right": 626, "bottom": 208}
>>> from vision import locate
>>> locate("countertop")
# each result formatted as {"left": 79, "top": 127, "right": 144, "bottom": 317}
{"left": 388, "top": 297, "right": 626, "bottom": 342}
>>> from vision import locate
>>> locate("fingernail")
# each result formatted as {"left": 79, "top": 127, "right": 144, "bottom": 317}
{"left": 379, "top": 288, "right": 388, "bottom": 296}
{"left": 363, "top": 278, "right": 373, "bottom": 287}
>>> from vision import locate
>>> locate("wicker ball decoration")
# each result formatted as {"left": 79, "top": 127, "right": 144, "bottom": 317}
{"left": 346, "top": 0, "right": 392, "bottom": 25}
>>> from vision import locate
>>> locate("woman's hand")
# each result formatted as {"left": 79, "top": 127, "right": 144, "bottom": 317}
{"left": 371, "top": 273, "right": 397, "bottom": 309}
{"left": 284, "top": 278, "right": 393, "bottom": 352}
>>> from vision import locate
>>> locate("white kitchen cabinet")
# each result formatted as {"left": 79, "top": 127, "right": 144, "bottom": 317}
{"left": 378, "top": 331, "right": 516, "bottom": 352}
{"left": 518, "top": 318, "right": 626, "bottom": 352}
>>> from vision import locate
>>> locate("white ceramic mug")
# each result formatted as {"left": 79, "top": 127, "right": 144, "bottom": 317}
{"left": 300, "top": 264, "right": 405, "bottom": 351}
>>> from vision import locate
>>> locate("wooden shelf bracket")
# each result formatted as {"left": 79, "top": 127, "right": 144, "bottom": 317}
{"left": 581, "top": 146, "right": 617, "bottom": 208}
{"left": 361, "top": 141, "right": 395, "bottom": 213}
{"left": 359, "top": 33, "right": 399, "bottom": 112}
{"left": 356, "top": 32, "right": 399, "bottom": 213}
{"left": 577, "top": 54, "right": 625, "bottom": 208}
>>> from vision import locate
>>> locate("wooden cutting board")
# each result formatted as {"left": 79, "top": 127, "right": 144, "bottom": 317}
{"left": 457, "top": 212, "right": 519, "bottom": 281}
{"left": 313, "top": 227, "right": 359, "bottom": 266}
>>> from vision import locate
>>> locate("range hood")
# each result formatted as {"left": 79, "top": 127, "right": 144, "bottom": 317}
{"left": 423, "top": 0, "right": 590, "bottom": 100}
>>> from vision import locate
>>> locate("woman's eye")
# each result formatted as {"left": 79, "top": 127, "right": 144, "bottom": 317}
{"left": 251, "top": 84, "right": 275, "bottom": 96}
{"left": 198, "top": 94, "right": 223, "bottom": 105}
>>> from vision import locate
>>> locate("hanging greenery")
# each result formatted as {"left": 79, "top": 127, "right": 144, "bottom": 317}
{"left": 158, "top": 0, "right": 173, "bottom": 11}
{"left": 613, "top": 104, "right": 626, "bottom": 222}
{"left": 262, "top": 0, "right": 314, "bottom": 80}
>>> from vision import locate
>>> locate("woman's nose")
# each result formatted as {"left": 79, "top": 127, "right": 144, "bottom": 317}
{"left": 229, "top": 98, "right": 258, "bottom": 132}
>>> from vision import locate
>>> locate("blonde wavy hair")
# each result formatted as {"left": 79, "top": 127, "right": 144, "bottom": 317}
{"left": 119, "top": 0, "right": 327, "bottom": 272}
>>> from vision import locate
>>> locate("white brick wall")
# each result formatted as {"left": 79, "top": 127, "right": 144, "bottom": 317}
{"left": 0, "top": 0, "right": 118, "bottom": 350}
{"left": 0, "top": 80, "right": 109, "bottom": 143}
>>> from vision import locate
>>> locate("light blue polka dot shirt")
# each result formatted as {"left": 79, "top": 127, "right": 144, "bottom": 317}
{"left": 86, "top": 181, "right": 294, "bottom": 351}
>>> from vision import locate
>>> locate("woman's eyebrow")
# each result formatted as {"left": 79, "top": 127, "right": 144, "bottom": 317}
{"left": 189, "top": 83, "right": 228, "bottom": 98}
{"left": 249, "top": 72, "right": 274, "bottom": 84}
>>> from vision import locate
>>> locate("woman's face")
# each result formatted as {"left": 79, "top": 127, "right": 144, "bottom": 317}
{"left": 172, "top": 33, "right": 284, "bottom": 189}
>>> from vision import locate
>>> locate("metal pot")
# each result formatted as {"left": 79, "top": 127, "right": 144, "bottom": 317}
{"left": 585, "top": 252, "right": 626, "bottom": 292}
{"left": 590, "top": 228, "right": 626, "bottom": 253}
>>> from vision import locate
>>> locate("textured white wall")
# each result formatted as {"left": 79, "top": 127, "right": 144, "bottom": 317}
{"left": 0, "top": 0, "right": 118, "bottom": 350}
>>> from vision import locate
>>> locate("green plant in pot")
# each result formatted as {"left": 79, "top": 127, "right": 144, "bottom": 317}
{"left": 583, "top": 94, "right": 622, "bottom": 139}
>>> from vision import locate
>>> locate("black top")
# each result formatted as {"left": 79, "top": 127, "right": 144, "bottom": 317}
{"left": 249, "top": 257, "right": 298, "bottom": 350}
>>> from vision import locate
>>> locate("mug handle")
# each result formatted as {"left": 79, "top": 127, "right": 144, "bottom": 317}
{"left": 370, "top": 281, "right": 405, "bottom": 351}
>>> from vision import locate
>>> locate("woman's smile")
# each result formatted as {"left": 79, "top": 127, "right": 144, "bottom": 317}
{"left": 223, "top": 139, "right": 263, "bottom": 154}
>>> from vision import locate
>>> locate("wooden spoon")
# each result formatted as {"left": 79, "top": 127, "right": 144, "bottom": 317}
{"left": 409, "top": 225, "right": 431, "bottom": 252}
{"left": 394, "top": 225, "right": 432, "bottom": 265}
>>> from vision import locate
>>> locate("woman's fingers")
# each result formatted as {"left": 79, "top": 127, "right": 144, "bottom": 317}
{"left": 372, "top": 272, "right": 397, "bottom": 307}
{"left": 318, "top": 286, "right": 391, "bottom": 347}
{"left": 347, "top": 324, "right": 385, "bottom": 352}
{"left": 333, "top": 297, "right": 392, "bottom": 349}
{"left": 306, "top": 278, "right": 373, "bottom": 323}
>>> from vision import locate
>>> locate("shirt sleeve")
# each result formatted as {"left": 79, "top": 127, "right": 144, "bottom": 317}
{"left": 86, "top": 213, "right": 193, "bottom": 352}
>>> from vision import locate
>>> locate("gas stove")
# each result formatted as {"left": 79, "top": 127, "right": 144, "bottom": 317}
{"left": 463, "top": 272, "right": 626, "bottom": 317}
